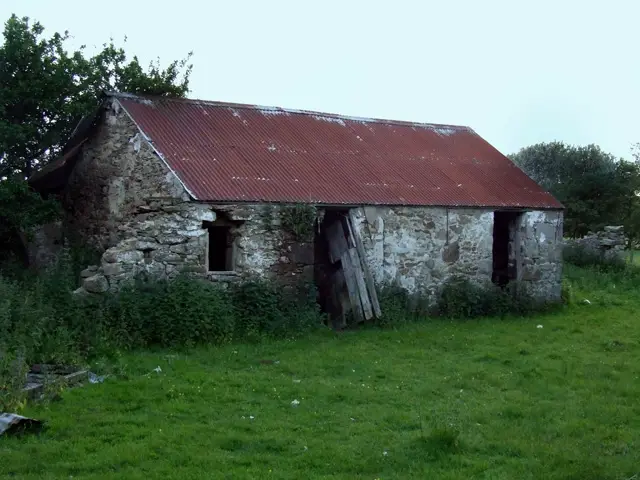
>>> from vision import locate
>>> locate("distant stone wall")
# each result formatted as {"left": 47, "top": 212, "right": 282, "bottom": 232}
{"left": 565, "top": 226, "right": 626, "bottom": 260}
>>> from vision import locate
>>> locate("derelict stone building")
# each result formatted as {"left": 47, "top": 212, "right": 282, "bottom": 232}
{"left": 30, "top": 93, "right": 564, "bottom": 323}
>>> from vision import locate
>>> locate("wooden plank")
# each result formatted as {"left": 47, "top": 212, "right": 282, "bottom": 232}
{"left": 348, "top": 210, "right": 382, "bottom": 318}
{"left": 348, "top": 247, "right": 373, "bottom": 320}
{"left": 340, "top": 250, "right": 364, "bottom": 323}
{"left": 326, "top": 221, "right": 349, "bottom": 264}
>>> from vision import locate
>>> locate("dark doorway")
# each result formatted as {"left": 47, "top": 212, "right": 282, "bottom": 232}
{"left": 492, "top": 211, "right": 520, "bottom": 287}
{"left": 204, "top": 223, "right": 233, "bottom": 271}
{"left": 314, "top": 210, "right": 348, "bottom": 328}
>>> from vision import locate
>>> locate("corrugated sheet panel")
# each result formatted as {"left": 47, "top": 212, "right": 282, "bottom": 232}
{"left": 116, "top": 94, "right": 562, "bottom": 209}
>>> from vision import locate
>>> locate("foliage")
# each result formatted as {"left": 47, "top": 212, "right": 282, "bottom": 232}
{"left": 280, "top": 204, "right": 317, "bottom": 242}
{"left": 0, "top": 251, "right": 325, "bottom": 370}
{"left": 0, "top": 14, "right": 192, "bottom": 179}
{"left": 510, "top": 142, "right": 640, "bottom": 238}
{"left": 0, "top": 179, "right": 62, "bottom": 266}
{"left": 0, "top": 179, "right": 60, "bottom": 233}
{"left": 376, "top": 285, "right": 419, "bottom": 326}
{"left": 436, "top": 276, "right": 538, "bottom": 318}
{"left": 0, "top": 347, "right": 28, "bottom": 412}
{"left": 233, "top": 281, "right": 321, "bottom": 339}
{"left": 378, "top": 277, "right": 541, "bottom": 323}
{"left": 4, "top": 266, "right": 640, "bottom": 477}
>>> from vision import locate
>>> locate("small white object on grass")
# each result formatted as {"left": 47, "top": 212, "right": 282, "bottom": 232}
{"left": 88, "top": 372, "right": 106, "bottom": 384}
{"left": 153, "top": 366, "right": 162, "bottom": 373}
{"left": 383, "top": 451, "right": 389, "bottom": 456}
{"left": 583, "top": 299, "right": 592, "bottom": 305}
{"left": 537, "top": 325, "right": 543, "bottom": 329}
{"left": 291, "top": 399, "right": 300, "bottom": 407}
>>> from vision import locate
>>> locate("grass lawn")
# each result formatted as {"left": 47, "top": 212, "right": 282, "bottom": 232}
{"left": 2, "top": 265, "right": 640, "bottom": 479}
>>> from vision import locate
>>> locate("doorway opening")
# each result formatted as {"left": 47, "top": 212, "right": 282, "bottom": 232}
{"left": 203, "top": 212, "right": 241, "bottom": 272}
{"left": 492, "top": 211, "right": 521, "bottom": 287}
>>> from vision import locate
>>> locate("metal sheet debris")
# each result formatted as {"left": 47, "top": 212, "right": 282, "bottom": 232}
{"left": 0, "top": 413, "right": 44, "bottom": 436}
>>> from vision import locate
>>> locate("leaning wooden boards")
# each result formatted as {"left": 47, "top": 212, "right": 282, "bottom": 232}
{"left": 324, "top": 211, "right": 382, "bottom": 324}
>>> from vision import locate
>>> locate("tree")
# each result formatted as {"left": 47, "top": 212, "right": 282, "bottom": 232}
{"left": 510, "top": 142, "right": 638, "bottom": 238}
{"left": 0, "top": 14, "right": 193, "bottom": 179}
{"left": 621, "top": 145, "right": 640, "bottom": 257}
{"left": 0, "top": 14, "right": 193, "bottom": 267}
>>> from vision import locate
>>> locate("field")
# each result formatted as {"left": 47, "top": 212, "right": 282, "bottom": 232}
{"left": 2, "top": 265, "right": 640, "bottom": 479}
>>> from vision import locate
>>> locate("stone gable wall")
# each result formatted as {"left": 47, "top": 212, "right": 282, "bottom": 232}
{"left": 64, "top": 98, "right": 188, "bottom": 251}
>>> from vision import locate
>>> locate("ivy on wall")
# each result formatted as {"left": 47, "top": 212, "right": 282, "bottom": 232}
{"left": 280, "top": 204, "right": 316, "bottom": 243}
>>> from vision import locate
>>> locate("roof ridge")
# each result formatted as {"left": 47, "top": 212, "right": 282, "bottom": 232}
{"left": 107, "top": 91, "right": 474, "bottom": 131}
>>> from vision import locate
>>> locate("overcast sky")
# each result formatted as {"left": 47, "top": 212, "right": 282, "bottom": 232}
{"left": 2, "top": 0, "right": 638, "bottom": 159}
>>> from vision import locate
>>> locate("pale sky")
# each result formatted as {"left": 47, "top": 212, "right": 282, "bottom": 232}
{"left": 2, "top": 0, "right": 639, "bottom": 159}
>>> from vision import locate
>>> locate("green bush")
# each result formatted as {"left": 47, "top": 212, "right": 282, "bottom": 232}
{"left": 377, "top": 285, "right": 433, "bottom": 326}
{"left": 104, "top": 276, "right": 237, "bottom": 348}
{"left": 0, "top": 347, "right": 28, "bottom": 412}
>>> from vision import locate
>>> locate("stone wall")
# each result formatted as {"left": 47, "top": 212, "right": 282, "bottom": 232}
{"left": 351, "top": 206, "right": 494, "bottom": 298}
{"left": 75, "top": 200, "right": 316, "bottom": 294}
{"left": 350, "top": 206, "right": 564, "bottom": 303}
{"left": 565, "top": 226, "right": 626, "bottom": 260}
{"left": 516, "top": 211, "right": 564, "bottom": 301}
{"left": 63, "top": 97, "right": 189, "bottom": 251}
{"left": 24, "top": 221, "right": 64, "bottom": 270}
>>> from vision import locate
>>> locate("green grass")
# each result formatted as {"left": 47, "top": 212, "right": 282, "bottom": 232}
{"left": 2, "top": 265, "right": 640, "bottom": 479}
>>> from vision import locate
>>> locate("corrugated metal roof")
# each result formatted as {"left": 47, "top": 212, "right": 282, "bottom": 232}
{"left": 114, "top": 93, "right": 562, "bottom": 209}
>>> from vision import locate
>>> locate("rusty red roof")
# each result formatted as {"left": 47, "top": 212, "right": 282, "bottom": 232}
{"left": 114, "top": 93, "right": 562, "bottom": 209}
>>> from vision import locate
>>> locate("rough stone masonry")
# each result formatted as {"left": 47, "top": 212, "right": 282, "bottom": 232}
{"left": 61, "top": 96, "right": 564, "bottom": 303}
{"left": 564, "top": 226, "right": 627, "bottom": 261}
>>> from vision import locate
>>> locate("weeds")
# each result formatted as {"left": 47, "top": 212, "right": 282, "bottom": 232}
{"left": 280, "top": 204, "right": 316, "bottom": 242}
{"left": 378, "top": 276, "right": 541, "bottom": 324}
{"left": 0, "top": 348, "right": 28, "bottom": 411}
{"left": 0, "top": 252, "right": 325, "bottom": 409}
